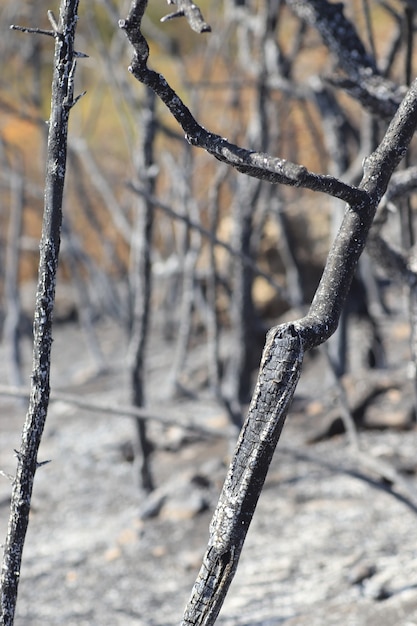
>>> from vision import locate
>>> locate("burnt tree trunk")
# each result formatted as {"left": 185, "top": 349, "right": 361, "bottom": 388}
{"left": 1, "top": 3, "right": 81, "bottom": 623}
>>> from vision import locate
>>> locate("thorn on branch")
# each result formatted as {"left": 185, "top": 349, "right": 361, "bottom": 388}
{"left": 36, "top": 459, "right": 51, "bottom": 469}
{"left": 47, "top": 10, "right": 60, "bottom": 34}
{"left": 12, "top": 449, "right": 51, "bottom": 469}
{"left": 161, "top": 0, "right": 211, "bottom": 34}
{"left": 0, "top": 469, "right": 14, "bottom": 483}
{"left": 63, "top": 90, "right": 87, "bottom": 110}
{"left": 161, "top": 10, "right": 186, "bottom": 23}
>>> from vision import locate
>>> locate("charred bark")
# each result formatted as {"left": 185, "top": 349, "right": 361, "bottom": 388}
{"left": 1, "top": 3, "right": 81, "bottom": 624}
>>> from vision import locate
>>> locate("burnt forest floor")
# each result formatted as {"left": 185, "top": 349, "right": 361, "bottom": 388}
{"left": 1, "top": 282, "right": 417, "bottom": 626}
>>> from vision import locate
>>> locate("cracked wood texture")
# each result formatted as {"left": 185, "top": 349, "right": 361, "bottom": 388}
{"left": 181, "top": 324, "right": 303, "bottom": 626}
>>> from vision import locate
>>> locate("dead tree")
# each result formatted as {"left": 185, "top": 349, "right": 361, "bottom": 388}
{"left": 127, "top": 87, "right": 157, "bottom": 492}
{"left": 119, "top": 1, "right": 417, "bottom": 624}
{"left": 0, "top": 3, "right": 83, "bottom": 624}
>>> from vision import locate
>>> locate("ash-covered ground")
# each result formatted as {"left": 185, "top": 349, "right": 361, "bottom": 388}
{"left": 1, "top": 289, "right": 417, "bottom": 626}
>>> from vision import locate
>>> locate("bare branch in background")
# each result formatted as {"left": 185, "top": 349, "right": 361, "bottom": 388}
{"left": 128, "top": 181, "right": 288, "bottom": 297}
{"left": 161, "top": 0, "right": 212, "bottom": 33}
{"left": 0, "top": 385, "right": 224, "bottom": 439}
{"left": 286, "top": 0, "right": 406, "bottom": 118}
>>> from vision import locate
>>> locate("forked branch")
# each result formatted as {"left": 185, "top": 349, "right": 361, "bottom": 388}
{"left": 120, "top": 2, "right": 417, "bottom": 624}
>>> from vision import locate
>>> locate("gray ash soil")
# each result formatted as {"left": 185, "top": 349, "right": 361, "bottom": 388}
{"left": 1, "top": 302, "right": 417, "bottom": 625}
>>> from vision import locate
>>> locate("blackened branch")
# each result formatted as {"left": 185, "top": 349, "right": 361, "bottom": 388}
{"left": 120, "top": 0, "right": 366, "bottom": 206}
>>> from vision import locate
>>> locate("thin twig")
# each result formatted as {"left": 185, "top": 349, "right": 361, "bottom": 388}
{"left": 10, "top": 25, "right": 55, "bottom": 37}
